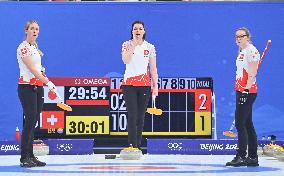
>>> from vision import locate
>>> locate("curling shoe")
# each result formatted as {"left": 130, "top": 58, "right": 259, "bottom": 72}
{"left": 20, "top": 158, "right": 37, "bottom": 168}
{"left": 30, "top": 156, "right": 46, "bottom": 167}
{"left": 246, "top": 157, "right": 259, "bottom": 167}
{"left": 226, "top": 155, "right": 246, "bottom": 167}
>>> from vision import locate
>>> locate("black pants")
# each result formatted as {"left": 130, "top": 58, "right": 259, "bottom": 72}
{"left": 235, "top": 91, "right": 257, "bottom": 158}
{"left": 18, "top": 84, "right": 44, "bottom": 160}
{"left": 122, "top": 85, "right": 151, "bottom": 148}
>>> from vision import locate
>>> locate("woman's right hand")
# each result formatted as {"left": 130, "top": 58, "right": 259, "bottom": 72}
{"left": 128, "top": 41, "right": 137, "bottom": 53}
{"left": 152, "top": 86, "right": 158, "bottom": 97}
{"left": 122, "top": 41, "right": 136, "bottom": 64}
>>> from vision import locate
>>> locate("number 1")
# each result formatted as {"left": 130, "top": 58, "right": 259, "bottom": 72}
{"left": 200, "top": 115, "right": 204, "bottom": 131}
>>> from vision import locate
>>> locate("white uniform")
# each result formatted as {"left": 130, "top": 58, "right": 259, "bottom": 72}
{"left": 122, "top": 40, "right": 156, "bottom": 86}
{"left": 17, "top": 41, "right": 44, "bottom": 86}
{"left": 235, "top": 43, "right": 260, "bottom": 93}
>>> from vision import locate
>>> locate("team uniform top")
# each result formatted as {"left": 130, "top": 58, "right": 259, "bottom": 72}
{"left": 235, "top": 43, "right": 260, "bottom": 93}
{"left": 17, "top": 41, "right": 44, "bottom": 86}
{"left": 121, "top": 40, "right": 156, "bottom": 86}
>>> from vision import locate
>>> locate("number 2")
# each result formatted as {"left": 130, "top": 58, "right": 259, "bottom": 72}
{"left": 199, "top": 94, "right": 207, "bottom": 110}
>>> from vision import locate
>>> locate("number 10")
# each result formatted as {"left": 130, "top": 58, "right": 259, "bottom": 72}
{"left": 111, "top": 114, "right": 127, "bottom": 131}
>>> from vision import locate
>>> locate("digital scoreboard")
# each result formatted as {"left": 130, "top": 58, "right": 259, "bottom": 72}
{"left": 34, "top": 77, "right": 213, "bottom": 139}
{"left": 110, "top": 77, "right": 213, "bottom": 138}
{"left": 35, "top": 77, "right": 110, "bottom": 138}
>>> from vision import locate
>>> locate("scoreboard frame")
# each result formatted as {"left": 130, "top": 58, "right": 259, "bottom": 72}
{"left": 33, "top": 77, "right": 214, "bottom": 139}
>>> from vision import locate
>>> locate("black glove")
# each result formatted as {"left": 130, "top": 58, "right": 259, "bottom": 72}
{"left": 239, "top": 89, "right": 249, "bottom": 105}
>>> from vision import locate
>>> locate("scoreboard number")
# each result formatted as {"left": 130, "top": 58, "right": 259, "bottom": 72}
{"left": 179, "top": 78, "right": 197, "bottom": 89}
{"left": 195, "top": 89, "right": 212, "bottom": 112}
{"left": 111, "top": 78, "right": 123, "bottom": 89}
{"left": 111, "top": 113, "right": 127, "bottom": 131}
{"left": 198, "top": 94, "right": 207, "bottom": 110}
{"left": 161, "top": 78, "right": 179, "bottom": 89}
{"left": 159, "top": 78, "right": 198, "bottom": 89}
{"left": 195, "top": 112, "right": 211, "bottom": 135}
{"left": 69, "top": 87, "right": 107, "bottom": 100}
{"left": 110, "top": 93, "right": 126, "bottom": 111}
{"left": 66, "top": 116, "right": 109, "bottom": 135}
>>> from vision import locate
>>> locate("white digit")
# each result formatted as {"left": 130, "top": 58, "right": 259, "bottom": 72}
{"left": 69, "top": 87, "right": 77, "bottom": 99}
{"left": 111, "top": 78, "right": 116, "bottom": 89}
{"left": 119, "top": 114, "right": 127, "bottom": 131}
{"left": 119, "top": 94, "right": 126, "bottom": 110}
{"left": 91, "top": 87, "right": 98, "bottom": 99}
{"left": 99, "top": 87, "right": 107, "bottom": 99}
{"left": 199, "top": 94, "right": 207, "bottom": 110}
{"left": 111, "top": 94, "right": 119, "bottom": 110}
{"left": 111, "top": 114, "right": 117, "bottom": 131}
{"left": 78, "top": 87, "right": 85, "bottom": 99}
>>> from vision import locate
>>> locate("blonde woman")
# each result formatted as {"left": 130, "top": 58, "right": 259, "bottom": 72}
{"left": 17, "top": 20, "right": 56, "bottom": 167}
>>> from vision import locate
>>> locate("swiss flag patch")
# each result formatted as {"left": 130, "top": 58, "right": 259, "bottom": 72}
{"left": 41, "top": 111, "right": 64, "bottom": 129}
{"left": 239, "top": 54, "right": 244, "bottom": 60}
{"left": 20, "top": 47, "right": 28, "bottom": 57}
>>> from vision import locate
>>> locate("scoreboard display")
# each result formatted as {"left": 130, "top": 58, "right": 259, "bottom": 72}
{"left": 35, "top": 77, "right": 110, "bottom": 138}
{"left": 34, "top": 77, "right": 213, "bottom": 139}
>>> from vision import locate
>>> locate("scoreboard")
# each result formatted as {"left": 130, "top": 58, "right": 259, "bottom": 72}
{"left": 35, "top": 77, "right": 110, "bottom": 138}
{"left": 110, "top": 77, "right": 213, "bottom": 137}
{"left": 34, "top": 77, "right": 213, "bottom": 139}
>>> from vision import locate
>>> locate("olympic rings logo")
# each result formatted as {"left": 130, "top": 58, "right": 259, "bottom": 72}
{"left": 167, "top": 142, "right": 183, "bottom": 151}
{"left": 56, "top": 144, "right": 73, "bottom": 152}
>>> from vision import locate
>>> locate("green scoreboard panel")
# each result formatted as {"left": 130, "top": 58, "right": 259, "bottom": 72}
{"left": 34, "top": 77, "right": 213, "bottom": 139}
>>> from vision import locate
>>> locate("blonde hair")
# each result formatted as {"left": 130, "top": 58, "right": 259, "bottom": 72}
{"left": 25, "top": 20, "right": 44, "bottom": 57}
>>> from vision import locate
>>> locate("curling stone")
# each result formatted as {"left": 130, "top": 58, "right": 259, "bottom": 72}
{"left": 33, "top": 140, "right": 49, "bottom": 156}
{"left": 263, "top": 144, "right": 281, "bottom": 157}
{"left": 275, "top": 152, "right": 284, "bottom": 162}
{"left": 120, "top": 145, "right": 142, "bottom": 160}
{"left": 257, "top": 146, "right": 264, "bottom": 156}
{"left": 273, "top": 146, "right": 284, "bottom": 161}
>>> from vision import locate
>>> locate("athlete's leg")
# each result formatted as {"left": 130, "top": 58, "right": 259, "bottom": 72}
{"left": 18, "top": 85, "right": 38, "bottom": 167}
{"left": 235, "top": 91, "right": 251, "bottom": 158}
{"left": 136, "top": 86, "right": 151, "bottom": 148}
{"left": 122, "top": 85, "right": 138, "bottom": 147}
{"left": 29, "top": 86, "right": 44, "bottom": 157}
{"left": 246, "top": 93, "right": 258, "bottom": 158}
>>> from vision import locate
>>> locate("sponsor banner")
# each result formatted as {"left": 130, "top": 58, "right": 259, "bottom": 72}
{"left": 147, "top": 139, "right": 284, "bottom": 155}
{"left": 45, "top": 139, "right": 93, "bottom": 155}
{"left": 0, "top": 141, "right": 20, "bottom": 155}
{"left": 0, "top": 139, "right": 93, "bottom": 155}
